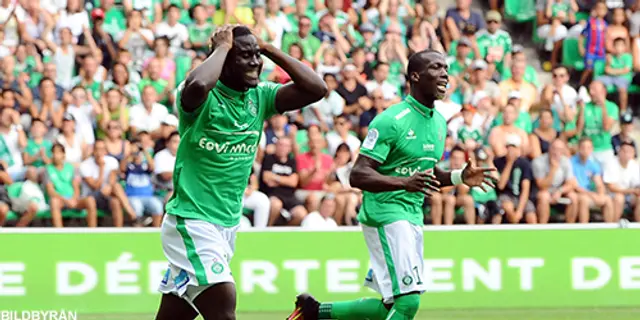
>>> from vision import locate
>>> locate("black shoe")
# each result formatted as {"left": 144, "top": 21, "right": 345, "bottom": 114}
{"left": 285, "top": 293, "right": 320, "bottom": 320}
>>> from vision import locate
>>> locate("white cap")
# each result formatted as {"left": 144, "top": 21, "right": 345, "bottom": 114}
{"left": 508, "top": 90, "right": 522, "bottom": 100}
{"left": 343, "top": 64, "right": 356, "bottom": 71}
{"left": 506, "top": 134, "right": 521, "bottom": 147}
{"left": 471, "top": 91, "right": 489, "bottom": 107}
{"left": 162, "top": 114, "right": 179, "bottom": 127}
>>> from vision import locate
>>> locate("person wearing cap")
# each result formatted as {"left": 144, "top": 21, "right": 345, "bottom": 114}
{"left": 578, "top": 81, "right": 619, "bottom": 168}
{"left": 475, "top": 10, "right": 512, "bottom": 70}
{"left": 78, "top": 7, "right": 117, "bottom": 69}
{"left": 488, "top": 104, "right": 529, "bottom": 158}
{"left": 498, "top": 60, "right": 537, "bottom": 111}
{"left": 571, "top": 137, "right": 614, "bottom": 223}
{"left": 611, "top": 112, "right": 637, "bottom": 156}
{"left": 463, "top": 59, "right": 499, "bottom": 102}
{"left": 493, "top": 134, "right": 537, "bottom": 224}
{"left": 446, "top": 37, "right": 473, "bottom": 77}
{"left": 604, "top": 139, "right": 640, "bottom": 222}
{"left": 282, "top": 16, "right": 322, "bottom": 63}
{"left": 357, "top": 22, "right": 380, "bottom": 60}
{"left": 532, "top": 139, "right": 579, "bottom": 223}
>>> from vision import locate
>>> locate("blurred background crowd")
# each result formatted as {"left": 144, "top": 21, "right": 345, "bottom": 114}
{"left": 0, "top": 0, "right": 639, "bottom": 228}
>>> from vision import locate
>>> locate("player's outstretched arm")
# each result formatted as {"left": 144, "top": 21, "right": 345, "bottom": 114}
{"left": 181, "top": 25, "right": 235, "bottom": 113}
{"left": 434, "top": 159, "right": 498, "bottom": 191}
{"left": 259, "top": 41, "right": 328, "bottom": 113}
{"left": 350, "top": 155, "right": 440, "bottom": 196}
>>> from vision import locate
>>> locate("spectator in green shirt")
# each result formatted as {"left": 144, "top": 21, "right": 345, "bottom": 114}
{"left": 282, "top": 16, "right": 322, "bottom": 63}
{"left": 576, "top": 80, "right": 619, "bottom": 168}
{"left": 446, "top": 37, "right": 472, "bottom": 77}
{"left": 596, "top": 37, "right": 633, "bottom": 111}
{"left": 70, "top": 56, "right": 103, "bottom": 101}
{"left": 475, "top": 10, "right": 512, "bottom": 73}
{"left": 23, "top": 118, "right": 52, "bottom": 169}
{"left": 491, "top": 91, "right": 533, "bottom": 134}
{"left": 185, "top": 4, "right": 215, "bottom": 56}
{"left": 138, "top": 58, "right": 171, "bottom": 108}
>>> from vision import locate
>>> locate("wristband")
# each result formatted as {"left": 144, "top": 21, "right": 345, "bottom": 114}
{"left": 451, "top": 169, "right": 464, "bottom": 186}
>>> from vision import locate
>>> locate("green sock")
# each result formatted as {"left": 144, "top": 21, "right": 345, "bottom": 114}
{"left": 384, "top": 294, "right": 420, "bottom": 320}
{"left": 318, "top": 298, "right": 389, "bottom": 320}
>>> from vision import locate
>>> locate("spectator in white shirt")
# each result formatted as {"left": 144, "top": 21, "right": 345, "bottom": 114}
{"left": 66, "top": 86, "right": 98, "bottom": 146}
{"left": 542, "top": 66, "right": 578, "bottom": 123}
{"left": 301, "top": 194, "right": 339, "bottom": 229}
{"left": 154, "top": 4, "right": 188, "bottom": 55}
{"left": 0, "top": 107, "right": 26, "bottom": 181}
{"left": 265, "top": 0, "right": 292, "bottom": 49}
{"left": 79, "top": 139, "right": 136, "bottom": 227}
{"left": 326, "top": 114, "right": 360, "bottom": 157}
{"left": 153, "top": 131, "right": 179, "bottom": 201}
{"left": 604, "top": 140, "right": 640, "bottom": 221}
{"left": 365, "top": 62, "right": 401, "bottom": 105}
{"left": 302, "top": 73, "right": 344, "bottom": 131}
{"left": 130, "top": 85, "right": 169, "bottom": 138}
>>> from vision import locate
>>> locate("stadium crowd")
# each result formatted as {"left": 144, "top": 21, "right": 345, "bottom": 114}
{"left": 0, "top": 0, "right": 638, "bottom": 228}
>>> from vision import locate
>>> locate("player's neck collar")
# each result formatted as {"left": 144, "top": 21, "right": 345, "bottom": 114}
{"left": 406, "top": 95, "right": 434, "bottom": 118}
{"left": 217, "top": 80, "right": 245, "bottom": 98}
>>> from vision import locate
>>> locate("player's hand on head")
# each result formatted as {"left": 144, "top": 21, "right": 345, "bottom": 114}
{"left": 210, "top": 24, "right": 234, "bottom": 51}
{"left": 461, "top": 158, "right": 498, "bottom": 191}
{"left": 405, "top": 170, "right": 440, "bottom": 196}
{"left": 249, "top": 27, "right": 268, "bottom": 51}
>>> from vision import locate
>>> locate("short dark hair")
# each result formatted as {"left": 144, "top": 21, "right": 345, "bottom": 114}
{"left": 451, "top": 145, "right": 465, "bottom": 155}
{"left": 39, "top": 77, "right": 54, "bottom": 88}
{"left": 31, "top": 117, "right": 45, "bottom": 126}
{"left": 52, "top": 143, "right": 65, "bottom": 154}
{"left": 614, "top": 37, "right": 626, "bottom": 45}
{"left": 578, "top": 136, "right": 592, "bottom": 146}
{"left": 168, "top": 131, "right": 180, "bottom": 140}
{"left": 407, "top": 49, "right": 442, "bottom": 77}
{"left": 168, "top": 4, "right": 180, "bottom": 11}
{"left": 323, "top": 73, "right": 337, "bottom": 81}
{"left": 375, "top": 62, "right": 389, "bottom": 71}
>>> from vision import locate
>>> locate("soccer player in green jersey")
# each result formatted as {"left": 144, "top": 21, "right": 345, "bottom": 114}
{"left": 287, "top": 50, "right": 497, "bottom": 320}
{"left": 155, "top": 25, "right": 327, "bottom": 320}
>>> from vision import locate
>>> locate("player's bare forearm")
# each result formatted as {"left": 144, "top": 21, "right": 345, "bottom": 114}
{"left": 262, "top": 44, "right": 328, "bottom": 113}
{"left": 181, "top": 45, "right": 231, "bottom": 112}
{"left": 349, "top": 155, "right": 407, "bottom": 193}
{"left": 434, "top": 166, "right": 454, "bottom": 188}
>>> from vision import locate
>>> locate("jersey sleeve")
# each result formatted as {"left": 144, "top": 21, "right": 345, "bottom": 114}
{"left": 359, "top": 114, "right": 396, "bottom": 164}
{"left": 258, "top": 81, "right": 283, "bottom": 120}
{"left": 175, "top": 81, "right": 214, "bottom": 123}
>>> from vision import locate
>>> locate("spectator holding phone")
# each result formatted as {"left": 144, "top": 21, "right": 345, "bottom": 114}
{"left": 121, "top": 141, "right": 163, "bottom": 227}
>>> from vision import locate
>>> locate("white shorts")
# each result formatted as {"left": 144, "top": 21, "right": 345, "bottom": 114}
{"left": 362, "top": 220, "right": 426, "bottom": 304}
{"left": 158, "top": 214, "right": 238, "bottom": 304}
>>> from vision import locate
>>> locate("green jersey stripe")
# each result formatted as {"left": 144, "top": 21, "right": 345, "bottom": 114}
{"left": 377, "top": 226, "right": 400, "bottom": 296}
{"left": 175, "top": 217, "right": 208, "bottom": 285}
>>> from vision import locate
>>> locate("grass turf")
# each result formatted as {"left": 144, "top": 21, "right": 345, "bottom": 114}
{"left": 80, "top": 308, "right": 640, "bottom": 319}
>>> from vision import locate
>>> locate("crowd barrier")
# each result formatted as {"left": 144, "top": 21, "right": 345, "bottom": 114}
{"left": 1, "top": 224, "right": 639, "bottom": 313}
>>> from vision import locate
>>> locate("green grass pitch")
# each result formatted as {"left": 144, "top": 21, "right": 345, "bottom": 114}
{"left": 80, "top": 308, "right": 640, "bottom": 319}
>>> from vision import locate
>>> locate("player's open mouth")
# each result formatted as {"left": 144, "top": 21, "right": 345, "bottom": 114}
{"left": 246, "top": 70, "right": 259, "bottom": 80}
{"left": 437, "top": 83, "right": 447, "bottom": 93}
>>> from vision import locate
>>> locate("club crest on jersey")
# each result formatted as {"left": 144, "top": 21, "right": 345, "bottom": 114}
{"left": 406, "top": 129, "right": 416, "bottom": 140}
{"left": 247, "top": 100, "right": 258, "bottom": 116}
